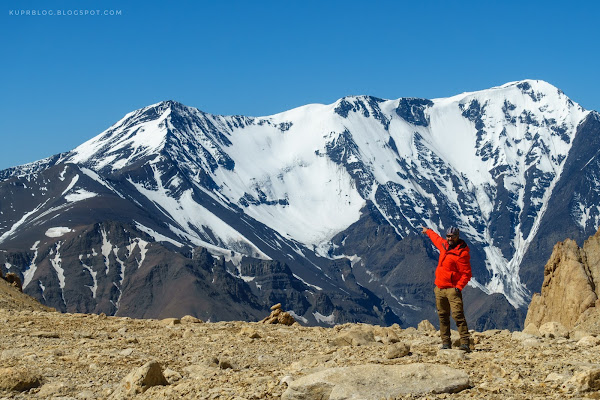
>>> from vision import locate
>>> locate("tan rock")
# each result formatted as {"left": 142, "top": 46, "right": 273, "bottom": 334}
{"left": 385, "top": 342, "right": 410, "bottom": 359}
{"left": 576, "top": 335, "right": 600, "bottom": 347}
{"left": 545, "top": 372, "right": 570, "bottom": 382}
{"left": 438, "top": 349, "right": 467, "bottom": 360}
{"left": 566, "top": 368, "right": 600, "bottom": 392}
{"left": 37, "top": 381, "right": 67, "bottom": 397}
{"left": 181, "top": 315, "right": 203, "bottom": 324}
{"left": 511, "top": 331, "right": 537, "bottom": 342}
{"left": 330, "top": 326, "right": 375, "bottom": 347}
{"left": 108, "top": 361, "right": 168, "bottom": 399}
{"left": 570, "top": 329, "right": 592, "bottom": 341}
{"left": 239, "top": 326, "right": 262, "bottom": 339}
{"left": 281, "top": 363, "right": 470, "bottom": 399}
{"left": 525, "top": 229, "right": 600, "bottom": 331}
{"left": 522, "top": 323, "right": 541, "bottom": 336}
{"left": 160, "top": 318, "right": 181, "bottom": 326}
{"left": 417, "top": 319, "right": 436, "bottom": 332}
{"left": 3, "top": 272, "right": 23, "bottom": 292}
{"left": 0, "top": 367, "right": 43, "bottom": 391}
{"left": 539, "top": 321, "right": 569, "bottom": 338}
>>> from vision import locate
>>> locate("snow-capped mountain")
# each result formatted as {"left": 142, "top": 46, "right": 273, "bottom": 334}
{"left": 1, "top": 80, "right": 599, "bottom": 329}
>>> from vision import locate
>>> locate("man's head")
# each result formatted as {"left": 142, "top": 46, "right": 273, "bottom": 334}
{"left": 446, "top": 227, "right": 460, "bottom": 246}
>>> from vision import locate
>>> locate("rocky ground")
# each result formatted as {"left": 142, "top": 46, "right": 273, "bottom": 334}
{"left": 3, "top": 227, "right": 600, "bottom": 399}
{"left": 1, "top": 296, "right": 600, "bottom": 399}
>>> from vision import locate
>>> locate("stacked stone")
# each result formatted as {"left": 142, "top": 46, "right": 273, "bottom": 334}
{"left": 260, "top": 303, "right": 296, "bottom": 325}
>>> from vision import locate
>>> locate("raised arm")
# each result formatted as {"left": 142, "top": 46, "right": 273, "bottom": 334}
{"left": 421, "top": 226, "right": 446, "bottom": 251}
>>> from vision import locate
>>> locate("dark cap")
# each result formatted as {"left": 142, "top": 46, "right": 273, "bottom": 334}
{"left": 446, "top": 227, "right": 460, "bottom": 237}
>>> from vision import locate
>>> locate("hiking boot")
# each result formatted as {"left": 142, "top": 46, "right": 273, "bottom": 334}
{"left": 441, "top": 343, "right": 451, "bottom": 350}
{"left": 459, "top": 344, "right": 471, "bottom": 353}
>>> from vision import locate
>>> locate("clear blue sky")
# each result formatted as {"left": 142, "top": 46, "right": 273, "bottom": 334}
{"left": 1, "top": 0, "right": 599, "bottom": 170}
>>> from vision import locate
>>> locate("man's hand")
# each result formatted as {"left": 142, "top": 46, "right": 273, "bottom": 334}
{"left": 420, "top": 226, "right": 428, "bottom": 234}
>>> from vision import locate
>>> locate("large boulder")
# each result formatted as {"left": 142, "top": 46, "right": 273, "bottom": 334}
{"left": 281, "top": 363, "right": 470, "bottom": 399}
{"left": 525, "top": 228, "right": 600, "bottom": 333}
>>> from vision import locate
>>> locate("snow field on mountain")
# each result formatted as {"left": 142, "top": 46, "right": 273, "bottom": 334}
{"left": 130, "top": 161, "right": 270, "bottom": 259}
{"left": 214, "top": 104, "right": 365, "bottom": 246}
{"left": 69, "top": 104, "right": 170, "bottom": 170}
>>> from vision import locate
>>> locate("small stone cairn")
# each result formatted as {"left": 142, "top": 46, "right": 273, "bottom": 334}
{"left": 2, "top": 272, "right": 23, "bottom": 292}
{"left": 260, "top": 303, "right": 296, "bottom": 325}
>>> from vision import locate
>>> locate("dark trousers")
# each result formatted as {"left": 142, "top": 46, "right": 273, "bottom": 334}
{"left": 434, "top": 286, "right": 470, "bottom": 345}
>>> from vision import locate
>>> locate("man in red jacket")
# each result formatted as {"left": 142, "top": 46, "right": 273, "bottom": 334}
{"left": 421, "top": 226, "right": 472, "bottom": 352}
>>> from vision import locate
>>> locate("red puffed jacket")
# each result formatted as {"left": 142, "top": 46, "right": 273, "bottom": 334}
{"left": 425, "top": 229, "right": 472, "bottom": 290}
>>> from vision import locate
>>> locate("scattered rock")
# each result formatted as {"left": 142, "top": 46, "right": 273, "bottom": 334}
{"left": 240, "top": 326, "right": 262, "bottom": 339}
{"left": 570, "top": 329, "right": 592, "bottom": 341}
{"left": 33, "top": 330, "right": 60, "bottom": 338}
{"left": 37, "top": 381, "right": 67, "bottom": 397}
{"left": 385, "top": 342, "right": 410, "bottom": 359}
{"left": 120, "top": 348, "right": 135, "bottom": 356}
{"left": 545, "top": 372, "right": 570, "bottom": 382}
{"left": 539, "top": 321, "right": 569, "bottom": 338}
{"left": 566, "top": 368, "right": 600, "bottom": 392}
{"left": 511, "top": 331, "right": 537, "bottom": 342}
{"left": 219, "top": 359, "right": 235, "bottom": 370}
{"left": 438, "top": 349, "right": 467, "bottom": 360}
{"left": 0, "top": 367, "right": 43, "bottom": 391}
{"left": 162, "top": 368, "right": 182, "bottom": 384}
{"left": 521, "top": 337, "right": 544, "bottom": 348}
{"left": 417, "top": 319, "right": 436, "bottom": 332}
{"left": 108, "top": 361, "right": 168, "bottom": 399}
{"left": 330, "top": 326, "right": 375, "bottom": 347}
{"left": 576, "top": 335, "right": 600, "bottom": 347}
{"left": 522, "top": 323, "right": 541, "bottom": 336}
{"left": 160, "top": 318, "right": 181, "bottom": 326}
{"left": 181, "top": 315, "right": 203, "bottom": 324}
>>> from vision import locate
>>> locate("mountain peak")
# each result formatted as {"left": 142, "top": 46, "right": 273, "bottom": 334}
{"left": 139, "top": 100, "right": 196, "bottom": 118}
{"left": 149, "top": 99, "right": 189, "bottom": 111}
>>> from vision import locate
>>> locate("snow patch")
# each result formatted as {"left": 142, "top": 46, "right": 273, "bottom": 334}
{"left": 45, "top": 227, "right": 73, "bottom": 238}
{"left": 287, "top": 310, "right": 308, "bottom": 324}
{"left": 50, "top": 242, "right": 66, "bottom": 305}
{"left": 65, "top": 189, "right": 98, "bottom": 202}
{"left": 293, "top": 273, "right": 322, "bottom": 291}
{"left": 22, "top": 241, "right": 40, "bottom": 289}
{"left": 61, "top": 174, "right": 79, "bottom": 196}
{"left": 313, "top": 311, "right": 335, "bottom": 325}
{"left": 79, "top": 254, "right": 98, "bottom": 298}
{"left": 133, "top": 221, "right": 184, "bottom": 248}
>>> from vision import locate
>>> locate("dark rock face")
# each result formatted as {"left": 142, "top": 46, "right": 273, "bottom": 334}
{"left": 395, "top": 98, "right": 433, "bottom": 127}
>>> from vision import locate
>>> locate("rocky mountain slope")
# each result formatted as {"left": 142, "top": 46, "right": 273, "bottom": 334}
{"left": 1, "top": 80, "right": 600, "bottom": 330}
